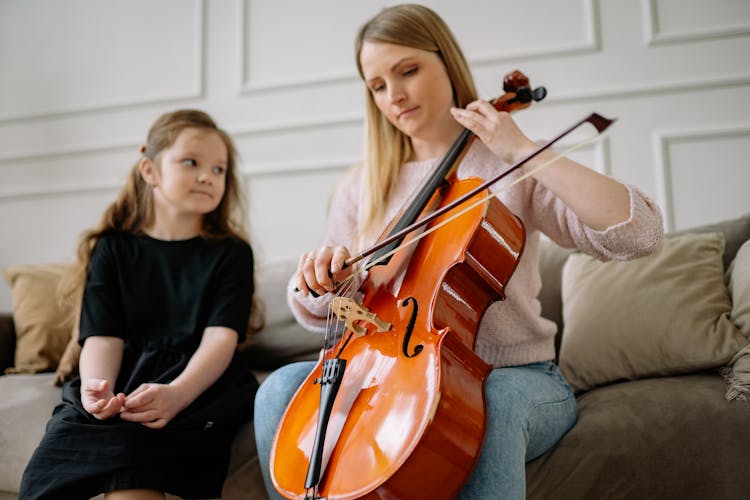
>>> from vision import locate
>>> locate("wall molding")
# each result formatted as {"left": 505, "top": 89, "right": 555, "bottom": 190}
{"left": 642, "top": 0, "right": 750, "bottom": 46}
{"left": 0, "top": 180, "right": 121, "bottom": 201}
{"left": 237, "top": 0, "right": 600, "bottom": 95}
{"left": 653, "top": 124, "right": 750, "bottom": 231}
{"left": 0, "top": 0, "right": 206, "bottom": 125}
{"left": 3, "top": 70, "right": 747, "bottom": 170}
{"left": 241, "top": 159, "right": 353, "bottom": 180}
{"left": 0, "top": 154, "right": 357, "bottom": 201}
{"left": 237, "top": 72, "right": 750, "bottom": 135}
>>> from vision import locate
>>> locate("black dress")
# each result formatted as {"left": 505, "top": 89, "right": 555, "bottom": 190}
{"left": 19, "top": 232, "right": 259, "bottom": 500}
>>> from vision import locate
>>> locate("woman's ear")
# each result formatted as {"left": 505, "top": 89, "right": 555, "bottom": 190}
{"left": 139, "top": 157, "right": 157, "bottom": 185}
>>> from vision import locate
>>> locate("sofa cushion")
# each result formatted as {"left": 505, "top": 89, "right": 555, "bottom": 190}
{"left": 0, "top": 373, "right": 61, "bottom": 492}
{"left": 526, "top": 373, "right": 750, "bottom": 499}
{"left": 559, "top": 232, "right": 747, "bottom": 392}
{"left": 728, "top": 239, "right": 750, "bottom": 336}
{"left": 721, "top": 239, "right": 750, "bottom": 400}
{"left": 2, "top": 264, "right": 75, "bottom": 374}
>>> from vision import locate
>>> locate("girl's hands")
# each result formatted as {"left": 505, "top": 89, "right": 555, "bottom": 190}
{"left": 81, "top": 378, "right": 125, "bottom": 420}
{"left": 296, "top": 245, "right": 351, "bottom": 296}
{"left": 120, "top": 383, "right": 189, "bottom": 429}
{"left": 450, "top": 101, "right": 538, "bottom": 165}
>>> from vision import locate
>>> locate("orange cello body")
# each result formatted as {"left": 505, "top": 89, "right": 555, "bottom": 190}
{"left": 270, "top": 178, "right": 526, "bottom": 499}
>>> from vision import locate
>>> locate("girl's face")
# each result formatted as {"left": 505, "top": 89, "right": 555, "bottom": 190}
{"left": 360, "top": 41, "right": 459, "bottom": 150}
{"left": 148, "top": 127, "right": 228, "bottom": 220}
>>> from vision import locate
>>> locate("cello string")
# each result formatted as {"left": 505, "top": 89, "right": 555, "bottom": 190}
{"left": 358, "top": 132, "right": 604, "bottom": 273}
{"left": 324, "top": 258, "right": 368, "bottom": 356}
{"left": 317, "top": 131, "right": 601, "bottom": 352}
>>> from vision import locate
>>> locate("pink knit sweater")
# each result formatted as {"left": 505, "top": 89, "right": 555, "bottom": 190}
{"left": 287, "top": 141, "right": 663, "bottom": 367}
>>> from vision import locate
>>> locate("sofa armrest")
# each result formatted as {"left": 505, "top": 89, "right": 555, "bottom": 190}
{"left": 0, "top": 314, "right": 15, "bottom": 373}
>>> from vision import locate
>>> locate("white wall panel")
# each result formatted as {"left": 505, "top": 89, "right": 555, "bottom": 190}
{"left": 655, "top": 127, "right": 750, "bottom": 231}
{"left": 643, "top": 0, "right": 750, "bottom": 45}
{"left": 246, "top": 169, "right": 347, "bottom": 265}
{"left": 0, "top": 0, "right": 204, "bottom": 122}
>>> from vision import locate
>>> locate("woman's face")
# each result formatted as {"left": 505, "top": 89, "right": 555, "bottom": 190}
{"left": 360, "top": 41, "right": 459, "bottom": 148}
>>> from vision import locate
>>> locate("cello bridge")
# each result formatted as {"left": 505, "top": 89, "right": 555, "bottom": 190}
{"left": 331, "top": 297, "right": 391, "bottom": 337}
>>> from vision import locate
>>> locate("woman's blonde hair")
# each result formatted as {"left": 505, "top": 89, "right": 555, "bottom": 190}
{"left": 353, "top": 4, "right": 478, "bottom": 249}
{"left": 62, "top": 109, "right": 264, "bottom": 333}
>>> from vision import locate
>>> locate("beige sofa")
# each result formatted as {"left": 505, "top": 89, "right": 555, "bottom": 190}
{"left": 2, "top": 213, "right": 749, "bottom": 499}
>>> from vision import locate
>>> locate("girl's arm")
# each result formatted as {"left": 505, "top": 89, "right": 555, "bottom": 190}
{"left": 79, "top": 336, "right": 126, "bottom": 419}
{"left": 120, "top": 326, "right": 238, "bottom": 429}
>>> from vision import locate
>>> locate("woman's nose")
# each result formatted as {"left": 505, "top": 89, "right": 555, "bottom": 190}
{"left": 388, "top": 84, "right": 405, "bottom": 104}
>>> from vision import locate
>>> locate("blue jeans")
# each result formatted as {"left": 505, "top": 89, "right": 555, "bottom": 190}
{"left": 254, "top": 360, "right": 576, "bottom": 500}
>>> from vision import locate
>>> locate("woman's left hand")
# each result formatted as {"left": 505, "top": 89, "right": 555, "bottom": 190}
{"left": 450, "top": 100, "right": 537, "bottom": 165}
{"left": 120, "top": 383, "right": 189, "bottom": 429}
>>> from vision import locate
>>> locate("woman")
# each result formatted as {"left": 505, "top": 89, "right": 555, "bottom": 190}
{"left": 255, "top": 5, "right": 663, "bottom": 499}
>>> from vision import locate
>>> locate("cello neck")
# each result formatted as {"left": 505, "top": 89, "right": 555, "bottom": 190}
{"left": 370, "top": 127, "right": 474, "bottom": 265}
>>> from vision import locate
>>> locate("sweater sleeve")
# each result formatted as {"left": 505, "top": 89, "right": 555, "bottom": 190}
{"left": 527, "top": 178, "right": 664, "bottom": 261}
{"left": 287, "top": 166, "right": 363, "bottom": 333}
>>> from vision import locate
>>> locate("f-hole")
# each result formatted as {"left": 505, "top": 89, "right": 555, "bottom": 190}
{"left": 401, "top": 297, "right": 422, "bottom": 358}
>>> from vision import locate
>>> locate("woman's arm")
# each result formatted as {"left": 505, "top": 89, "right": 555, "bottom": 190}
{"left": 120, "top": 326, "right": 238, "bottom": 429}
{"left": 522, "top": 149, "right": 631, "bottom": 230}
{"left": 79, "top": 336, "right": 125, "bottom": 419}
{"left": 451, "top": 102, "right": 630, "bottom": 230}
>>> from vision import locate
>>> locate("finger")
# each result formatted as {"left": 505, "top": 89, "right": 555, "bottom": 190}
{"left": 450, "top": 107, "right": 490, "bottom": 138}
{"left": 314, "top": 246, "right": 335, "bottom": 291}
{"left": 88, "top": 398, "right": 106, "bottom": 414}
{"left": 96, "top": 398, "right": 123, "bottom": 420}
{"left": 124, "top": 387, "right": 154, "bottom": 409}
{"left": 295, "top": 254, "right": 311, "bottom": 296}
{"left": 120, "top": 408, "right": 160, "bottom": 422}
{"left": 465, "top": 99, "right": 499, "bottom": 117}
{"left": 84, "top": 378, "right": 108, "bottom": 393}
{"left": 330, "top": 246, "right": 351, "bottom": 273}
{"left": 142, "top": 418, "right": 168, "bottom": 429}
{"left": 302, "top": 253, "right": 326, "bottom": 296}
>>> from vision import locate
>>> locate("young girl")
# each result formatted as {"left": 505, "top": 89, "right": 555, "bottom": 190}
{"left": 254, "top": 4, "right": 663, "bottom": 500}
{"left": 20, "top": 109, "right": 260, "bottom": 500}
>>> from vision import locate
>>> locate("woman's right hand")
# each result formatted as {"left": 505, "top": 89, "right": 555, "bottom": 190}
{"left": 295, "top": 245, "right": 351, "bottom": 296}
{"left": 81, "top": 378, "right": 125, "bottom": 420}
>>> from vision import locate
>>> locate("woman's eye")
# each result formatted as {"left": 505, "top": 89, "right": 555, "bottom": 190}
{"left": 212, "top": 166, "right": 226, "bottom": 175}
{"left": 403, "top": 66, "right": 418, "bottom": 76}
{"left": 182, "top": 159, "right": 197, "bottom": 167}
{"left": 371, "top": 83, "right": 385, "bottom": 93}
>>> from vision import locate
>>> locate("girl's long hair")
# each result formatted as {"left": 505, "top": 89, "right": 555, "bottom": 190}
{"left": 353, "top": 4, "right": 478, "bottom": 249}
{"left": 61, "top": 109, "right": 264, "bottom": 333}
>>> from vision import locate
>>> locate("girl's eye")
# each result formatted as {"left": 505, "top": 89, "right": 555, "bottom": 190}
{"left": 212, "top": 166, "right": 226, "bottom": 175}
{"left": 182, "top": 159, "right": 197, "bottom": 167}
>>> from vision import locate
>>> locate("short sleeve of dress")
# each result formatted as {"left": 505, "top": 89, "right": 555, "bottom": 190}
{"left": 79, "top": 236, "right": 127, "bottom": 344}
{"left": 205, "top": 240, "right": 255, "bottom": 343}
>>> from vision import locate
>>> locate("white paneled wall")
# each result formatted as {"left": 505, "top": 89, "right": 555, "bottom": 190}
{"left": 1, "top": 0, "right": 749, "bottom": 312}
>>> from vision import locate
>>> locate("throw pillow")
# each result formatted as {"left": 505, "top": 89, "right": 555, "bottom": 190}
{"left": 559, "top": 232, "right": 746, "bottom": 393}
{"left": 54, "top": 314, "right": 81, "bottom": 386}
{"left": 2, "top": 263, "right": 75, "bottom": 374}
{"left": 721, "top": 239, "right": 750, "bottom": 400}
{"left": 727, "top": 239, "right": 750, "bottom": 337}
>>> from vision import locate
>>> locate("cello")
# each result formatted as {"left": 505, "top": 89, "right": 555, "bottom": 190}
{"left": 270, "top": 71, "right": 608, "bottom": 499}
